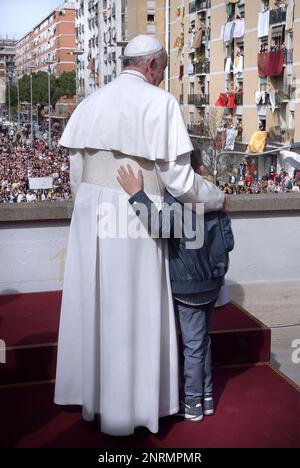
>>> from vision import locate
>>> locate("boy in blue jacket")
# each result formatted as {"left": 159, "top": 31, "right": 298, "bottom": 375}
{"left": 117, "top": 161, "right": 233, "bottom": 422}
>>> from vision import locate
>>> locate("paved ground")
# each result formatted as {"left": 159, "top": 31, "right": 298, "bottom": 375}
{"left": 229, "top": 281, "right": 300, "bottom": 387}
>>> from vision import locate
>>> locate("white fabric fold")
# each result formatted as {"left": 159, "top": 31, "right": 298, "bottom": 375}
{"left": 60, "top": 70, "right": 193, "bottom": 161}
{"left": 223, "top": 22, "right": 234, "bottom": 43}
{"left": 233, "top": 18, "right": 245, "bottom": 38}
{"left": 258, "top": 11, "right": 270, "bottom": 38}
{"left": 224, "top": 128, "right": 238, "bottom": 151}
{"left": 233, "top": 55, "right": 244, "bottom": 74}
{"left": 155, "top": 154, "right": 224, "bottom": 212}
{"left": 269, "top": 91, "right": 276, "bottom": 113}
{"left": 225, "top": 57, "right": 232, "bottom": 74}
{"left": 69, "top": 150, "right": 84, "bottom": 202}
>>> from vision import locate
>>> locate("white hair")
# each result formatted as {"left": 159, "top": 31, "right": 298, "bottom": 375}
{"left": 122, "top": 49, "right": 166, "bottom": 69}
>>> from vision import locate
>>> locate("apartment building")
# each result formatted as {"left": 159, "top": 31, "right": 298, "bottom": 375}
{"left": 15, "top": 1, "right": 76, "bottom": 77}
{"left": 0, "top": 39, "right": 16, "bottom": 106}
{"left": 75, "top": 0, "right": 165, "bottom": 98}
{"left": 76, "top": 0, "right": 124, "bottom": 98}
{"left": 169, "top": 0, "right": 299, "bottom": 177}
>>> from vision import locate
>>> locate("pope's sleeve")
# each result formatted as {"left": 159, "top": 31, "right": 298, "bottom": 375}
{"left": 155, "top": 153, "right": 225, "bottom": 212}
{"left": 69, "top": 150, "right": 84, "bottom": 203}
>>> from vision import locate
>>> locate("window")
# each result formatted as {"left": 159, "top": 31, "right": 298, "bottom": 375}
{"left": 147, "top": 14, "right": 155, "bottom": 23}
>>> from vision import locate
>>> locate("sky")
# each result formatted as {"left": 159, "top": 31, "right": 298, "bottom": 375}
{"left": 0, "top": 0, "right": 63, "bottom": 40}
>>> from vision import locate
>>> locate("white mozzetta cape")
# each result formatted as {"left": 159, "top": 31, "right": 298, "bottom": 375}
{"left": 60, "top": 71, "right": 193, "bottom": 161}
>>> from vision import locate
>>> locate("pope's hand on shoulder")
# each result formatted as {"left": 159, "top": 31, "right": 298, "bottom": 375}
{"left": 117, "top": 164, "right": 144, "bottom": 197}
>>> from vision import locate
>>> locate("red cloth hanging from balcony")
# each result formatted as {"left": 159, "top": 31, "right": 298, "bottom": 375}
{"left": 268, "top": 50, "right": 284, "bottom": 77}
{"left": 227, "top": 93, "right": 236, "bottom": 108}
{"left": 215, "top": 93, "right": 228, "bottom": 107}
{"left": 257, "top": 50, "right": 284, "bottom": 78}
{"left": 257, "top": 52, "right": 269, "bottom": 78}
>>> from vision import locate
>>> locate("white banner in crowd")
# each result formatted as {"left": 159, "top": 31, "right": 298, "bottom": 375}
{"left": 29, "top": 177, "right": 53, "bottom": 190}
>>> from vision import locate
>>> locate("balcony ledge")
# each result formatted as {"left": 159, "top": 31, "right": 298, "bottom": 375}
{"left": 1, "top": 194, "right": 300, "bottom": 223}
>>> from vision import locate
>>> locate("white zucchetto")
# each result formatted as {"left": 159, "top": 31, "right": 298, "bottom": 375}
{"left": 124, "top": 35, "right": 163, "bottom": 57}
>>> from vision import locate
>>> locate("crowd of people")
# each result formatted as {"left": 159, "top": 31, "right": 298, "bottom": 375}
{"left": 218, "top": 167, "right": 300, "bottom": 195}
{"left": 0, "top": 121, "right": 71, "bottom": 203}
{"left": 1, "top": 118, "right": 300, "bottom": 203}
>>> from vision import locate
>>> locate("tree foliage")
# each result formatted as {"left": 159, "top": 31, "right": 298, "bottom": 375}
{"left": 6, "top": 70, "right": 76, "bottom": 108}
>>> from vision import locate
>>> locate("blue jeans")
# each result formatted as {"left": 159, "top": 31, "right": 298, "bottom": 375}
{"left": 175, "top": 299, "right": 216, "bottom": 403}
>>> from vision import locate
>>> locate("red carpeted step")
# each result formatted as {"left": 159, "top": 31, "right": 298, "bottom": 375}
{"left": 0, "top": 364, "right": 299, "bottom": 448}
{"left": 0, "top": 291, "right": 270, "bottom": 385}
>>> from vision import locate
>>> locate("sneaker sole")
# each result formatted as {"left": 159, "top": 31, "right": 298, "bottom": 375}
{"left": 203, "top": 409, "right": 214, "bottom": 416}
{"left": 175, "top": 413, "right": 204, "bottom": 422}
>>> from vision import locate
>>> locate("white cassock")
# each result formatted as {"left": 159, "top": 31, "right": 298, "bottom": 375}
{"left": 54, "top": 70, "right": 224, "bottom": 436}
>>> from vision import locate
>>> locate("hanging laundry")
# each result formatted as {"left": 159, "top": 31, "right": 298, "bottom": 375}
{"left": 223, "top": 22, "right": 235, "bottom": 43}
{"left": 247, "top": 131, "right": 268, "bottom": 153}
{"left": 179, "top": 64, "right": 184, "bottom": 80}
{"left": 268, "top": 91, "right": 277, "bottom": 113}
{"left": 268, "top": 50, "right": 284, "bottom": 76}
{"left": 174, "top": 32, "right": 184, "bottom": 49}
{"left": 286, "top": 0, "right": 294, "bottom": 31}
{"left": 215, "top": 93, "right": 228, "bottom": 107}
{"left": 187, "top": 63, "right": 194, "bottom": 75}
{"left": 205, "top": 27, "right": 210, "bottom": 49}
{"left": 257, "top": 11, "right": 270, "bottom": 38}
{"left": 257, "top": 52, "right": 270, "bottom": 78}
{"left": 233, "top": 54, "right": 244, "bottom": 74}
{"left": 225, "top": 128, "right": 238, "bottom": 151}
{"left": 233, "top": 18, "right": 245, "bottom": 38}
{"left": 255, "top": 91, "right": 266, "bottom": 105}
{"left": 188, "top": 28, "right": 196, "bottom": 49}
{"left": 227, "top": 93, "right": 236, "bottom": 108}
{"left": 225, "top": 57, "right": 232, "bottom": 74}
{"left": 193, "top": 30, "right": 203, "bottom": 49}
{"left": 193, "top": 22, "right": 206, "bottom": 49}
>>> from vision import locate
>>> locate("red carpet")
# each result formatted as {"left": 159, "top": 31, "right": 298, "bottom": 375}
{"left": 0, "top": 365, "right": 299, "bottom": 448}
{"left": 0, "top": 290, "right": 299, "bottom": 447}
{"left": 0, "top": 291, "right": 270, "bottom": 385}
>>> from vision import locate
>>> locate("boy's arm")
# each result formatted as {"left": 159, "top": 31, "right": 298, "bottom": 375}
{"left": 117, "top": 165, "right": 173, "bottom": 238}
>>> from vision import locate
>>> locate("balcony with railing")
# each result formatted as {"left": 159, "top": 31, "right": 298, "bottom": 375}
{"left": 269, "top": 7, "right": 287, "bottom": 25}
{"left": 194, "top": 61, "right": 210, "bottom": 75}
{"left": 265, "top": 86, "right": 295, "bottom": 107}
{"left": 187, "top": 122, "right": 210, "bottom": 137}
{"left": 188, "top": 93, "right": 210, "bottom": 106}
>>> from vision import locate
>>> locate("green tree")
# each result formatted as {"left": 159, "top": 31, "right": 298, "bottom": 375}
{"left": 12, "top": 70, "right": 75, "bottom": 106}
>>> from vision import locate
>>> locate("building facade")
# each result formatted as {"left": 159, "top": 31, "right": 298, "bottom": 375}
{"left": 75, "top": 0, "right": 165, "bottom": 99}
{"left": 0, "top": 39, "right": 16, "bottom": 106}
{"left": 15, "top": 2, "right": 76, "bottom": 78}
{"left": 169, "top": 0, "right": 300, "bottom": 177}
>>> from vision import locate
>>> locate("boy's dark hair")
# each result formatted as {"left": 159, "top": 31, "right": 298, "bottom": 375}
{"left": 190, "top": 150, "right": 203, "bottom": 172}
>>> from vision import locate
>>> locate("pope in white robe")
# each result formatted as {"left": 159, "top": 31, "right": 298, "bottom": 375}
{"left": 54, "top": 35, "right": 225, "bottom": 436}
